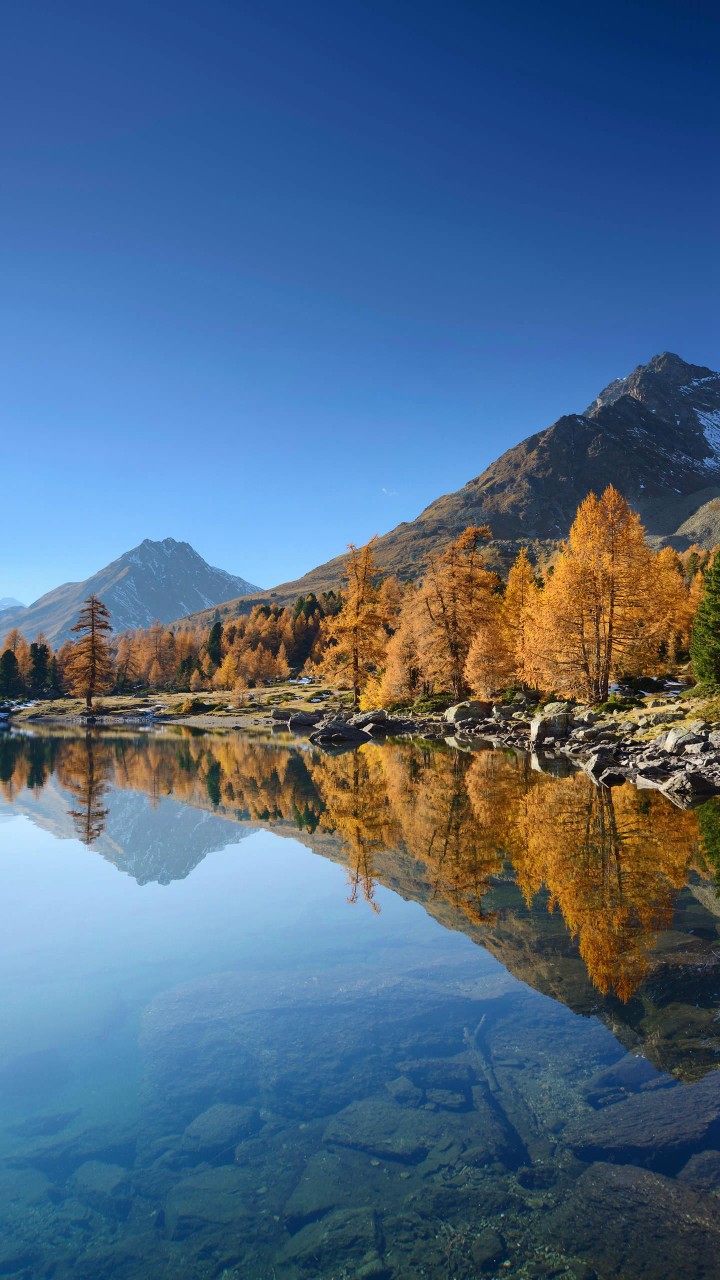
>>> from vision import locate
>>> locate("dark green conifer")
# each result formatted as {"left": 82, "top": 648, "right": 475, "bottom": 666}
{"left": 0, "top": 649, "right": 21, "bottom": 699}
{"left": 690, "top": 550, "right": 720, "bottom": 683}
{"left": 28, "top": 641, "right": 50, "bottom": 696}
{"left": 207, "top": 620, "right": 223, "bottom": 667}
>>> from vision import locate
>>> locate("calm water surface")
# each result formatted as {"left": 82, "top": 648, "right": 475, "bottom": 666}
{"left": 1, "top": 728, "right": 720, "bottom": 1279}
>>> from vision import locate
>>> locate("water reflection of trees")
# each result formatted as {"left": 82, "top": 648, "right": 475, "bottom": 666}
{"left": 510, "top": 775, "right": 696, "bottom": 1001}
{"left": 64, "top": 735, "right": 112, "bottom": 846}
{"left": 1, "top": 731, "right": 706, "bottom": 998}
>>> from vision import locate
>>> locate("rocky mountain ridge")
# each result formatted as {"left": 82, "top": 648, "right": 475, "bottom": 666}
{"left": 175, "top": 351, "right": 720, "bottom": 627}
{"left": 0, "top": 538, "right": 260, "bottom": 646}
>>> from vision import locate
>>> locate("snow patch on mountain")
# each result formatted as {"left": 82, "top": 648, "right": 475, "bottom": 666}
{"left": 697, "top": 408, "right": 720, "bottom": 460}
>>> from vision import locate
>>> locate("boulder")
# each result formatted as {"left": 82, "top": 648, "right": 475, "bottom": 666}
{"left": 384, "top": 1075, "right": 423, "bottom": 1107}
{"left": 542, "top": 1162, "right": 720, "bottom": 1279}
{"left": 663, "top": 728, "right": 703, "bottom": 753}
{"left": 348, "top": 709, "right": 387, "bottom": 728}
{"left": 309, "top": 724, "right": 372, "bottom": 746}
{"left": 323, "top": 1098, "right": 437, "bottom": 1163}
{"left": 574, "top": 708, "right": 599, "bottom": 725}
{"left": 491, "top": 704, "right": 514, "bottom": 721}
{"left": 278, "top": 1207, "right": 385, "bottom": 1276}
{"left": 287, "top": 711, "right": 324, "bottom": 728}
{"left": 677, "top": 1150, "right": 720, "bottom": 1192}
{"left": 181, "top": 1104, "right": 261, "bottom": 1163}
{"left": 444, "top": 701, "right": 492, "bottom": 724}
{"left": 164, "top": 1166, "right": 255, "bottom": 1240}
{"left": 363, "top": 716, "right": 411, "bottom": 736}
{"left": 567, "top": 1072, "right": 720, "bottom": 1169}
{"left": 661, "top": 770, "right": 719, "bottom": 805}
{"left": 599, "top": 768, "right": 627, "bottom": 787}
{"left": 530, "top": 705, "right": 572, "bottom": 746}
{"left": 72, "top": 1160, "right": 131, "bottom": 1218}
{"left": 582, "top": 1052, "right": 660, "bottom": 1106}
{"left": 583, "top": 748, "right": 618, "bottom": 780}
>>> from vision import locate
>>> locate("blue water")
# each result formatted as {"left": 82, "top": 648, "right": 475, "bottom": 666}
{"left": 1, "top": 730, "right": 720, "bottom": 1279}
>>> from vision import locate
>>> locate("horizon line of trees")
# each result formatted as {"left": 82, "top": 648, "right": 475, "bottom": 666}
{"left": 2, "top": 485, "right": 720, "bottom": 708}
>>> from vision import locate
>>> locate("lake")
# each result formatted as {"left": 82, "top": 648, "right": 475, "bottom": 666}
{"left": 1, "top": 727, "right": 720, "bottom": 1279}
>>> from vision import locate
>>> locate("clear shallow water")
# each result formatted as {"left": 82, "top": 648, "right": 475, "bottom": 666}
{"left": 1, "top": 730, "right": 720, "bottom": 1278}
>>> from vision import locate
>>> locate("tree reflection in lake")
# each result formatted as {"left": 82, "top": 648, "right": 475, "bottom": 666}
{"left": 64, "top": 734, "right": 112, "bottom": 846}
{"left": 0, "top": 728, "right": 713, "bottom": 1007}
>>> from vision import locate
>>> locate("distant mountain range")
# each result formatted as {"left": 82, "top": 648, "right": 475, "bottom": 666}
{"left": 0, "top": 538, "right": 260, "bottom": 646}
{"left": 177, "top": 351, "right": 720, "bottom": 628}
{"left": 0, "top": 597, "right": 24, "bottom": 613}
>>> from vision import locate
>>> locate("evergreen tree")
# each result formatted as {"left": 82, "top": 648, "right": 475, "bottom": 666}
{"left": 207, "top": 620, "right": 223, "bottom": 667}
{"left": 47, "top": 656, "right": 62, "bottom": 697}
{"left": 690, "top": 550, "right": 720, "bottom": 683}
{"left": 0, "top": 649, "right": 21, "bottom": 699}
{"left": 28, "top": 641, "right": 50, "bottom": 696}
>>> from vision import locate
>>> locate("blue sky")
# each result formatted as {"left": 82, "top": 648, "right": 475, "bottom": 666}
{"left": 2, "top": 0, "right": 717, "bottom": 603}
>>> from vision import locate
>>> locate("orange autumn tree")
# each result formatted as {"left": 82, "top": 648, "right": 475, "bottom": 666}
{"left": 415, "top": 526, "right": 500, "bottom": 701}
{"left": 524, "top": 486, "right": 676, "bottom": 703}
{"left": 373, "top": 584, "right": 427, "bottom": 707}
{"left": 316, "top": 538, "right": 396, "bottom": 708}
{"left": 465, "top": 545, "right": 540, "bottom": 696}
{"left": 65, "top": 595, "right": 115, "bottom": 710}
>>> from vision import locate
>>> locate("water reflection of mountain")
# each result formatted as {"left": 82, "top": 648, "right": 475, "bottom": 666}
{"left": 0, "top": 734, "right": 253, "bottom": 884}
{"left": 2, "top": 729, "right": 720, "bottom": 1078}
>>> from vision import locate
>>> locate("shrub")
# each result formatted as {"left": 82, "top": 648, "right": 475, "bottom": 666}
{"left": 410, "top": 693, "right": 454, "bottom": 715}
{"left": 595, "top": 694, "right": 643, "bottom": 714}
{"left": 679, "top": 681, "right": 720, "bottom": 700}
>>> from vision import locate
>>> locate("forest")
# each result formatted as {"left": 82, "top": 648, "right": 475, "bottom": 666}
{"left": 2, "top": 485, "right": 720, "bottom": 709}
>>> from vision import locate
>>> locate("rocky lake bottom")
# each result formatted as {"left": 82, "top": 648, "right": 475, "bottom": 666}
{"left": 1, "top": 728, "right": 720, "bottom": 1279}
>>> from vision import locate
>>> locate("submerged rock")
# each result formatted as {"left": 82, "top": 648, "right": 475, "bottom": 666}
{"left": 72, "top": 1160, "right": 131, "bottom": 1218}
{"left": 279, "top": 1206, "right": 386, "bottom": 1276}
{"left": 164, "top": 1166, "right": 255, "bottom": 1240}
{"left": 543, "top": 1161, "right": 720, "bottom": 1279}
{"left": 677, "top": 1149, "right": 720, "bottom": 1192}
{"left": 567, "top": 1072, "right": 720, "bottom": 1169}
{"left": 182, "top": 1103, "right": 261, "bottom": 1163}
{"left": 384, "top": 1075, "right": 423, "bottom": 1107}
{"left": 323, "top": 1098, "right": 437, "bottom": 1163}
{"left": 324, "top": 1080, "right": 522, "bottom": 1170}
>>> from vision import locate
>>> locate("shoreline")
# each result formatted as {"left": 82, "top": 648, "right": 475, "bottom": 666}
{"left": 7, "top": 692, "right": 720, "bottom": 809}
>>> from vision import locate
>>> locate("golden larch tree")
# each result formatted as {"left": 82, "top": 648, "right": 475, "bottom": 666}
{"left": 317, "top": 538, "right": 395, "bottom": 708}
{"left": 416, "top": 525, "right": 500, "bottom": 700}
{"left": 524, "top": 487, "right": 652, "bottom": 702}
{"left": 65, "top": 594, "right": 115, "bottom": 709}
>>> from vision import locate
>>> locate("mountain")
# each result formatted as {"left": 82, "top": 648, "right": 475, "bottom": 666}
{"left": 0, "top": 538, "right": 261, "bottom": 646}
{"left": 175, "top": 351, "right": 720, "bottom": 627}
{"left": 0, "top": 597, "right": 24, "bottom": 613}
